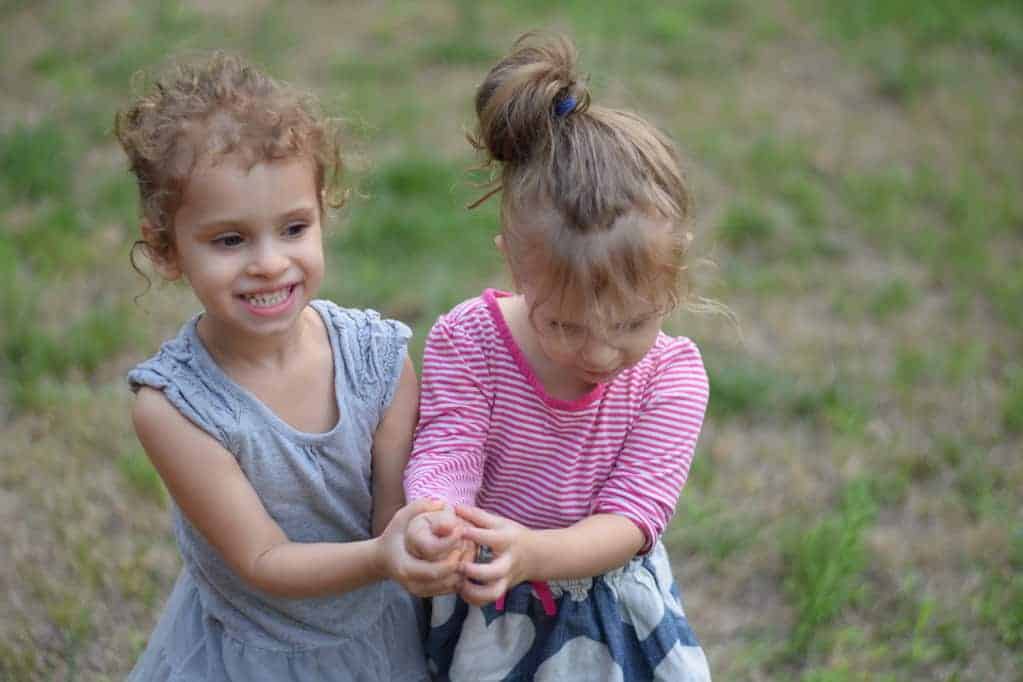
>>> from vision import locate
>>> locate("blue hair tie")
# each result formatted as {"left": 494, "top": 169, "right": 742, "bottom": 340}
{"left": 554, "top": 94, "right": 576, "bottom": 118}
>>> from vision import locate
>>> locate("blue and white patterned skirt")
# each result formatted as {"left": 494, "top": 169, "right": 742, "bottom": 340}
{"left": 425, "top": 542, "right": 710, "bottom": 681}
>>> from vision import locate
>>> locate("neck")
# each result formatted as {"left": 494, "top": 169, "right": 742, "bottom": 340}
{"left": 196, "top": 309, "right": 309, "bottom": 373}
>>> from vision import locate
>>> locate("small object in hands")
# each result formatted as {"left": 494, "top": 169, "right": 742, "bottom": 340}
{"left": 475, "top": 544, "right": 494, "bottom": 564}
{"left": 469, "top": 544, "right": 494, "bottom": 586}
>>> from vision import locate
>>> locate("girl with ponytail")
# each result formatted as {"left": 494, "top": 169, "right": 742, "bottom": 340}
{"left": 403, "top": 33, "right": 712, "bottom": 681}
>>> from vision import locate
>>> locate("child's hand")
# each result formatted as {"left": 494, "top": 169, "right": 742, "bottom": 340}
{"left": 456, "top": 537, "right": 478, "bottom": 567}
{"left": 453, "top": 505, "right": 532, "bottom": 607}
{"left": 406, "top": 505, "right": 464, "bottom": 561}
{"left": 377, "top": 499, "right": 463, "bottom": 597}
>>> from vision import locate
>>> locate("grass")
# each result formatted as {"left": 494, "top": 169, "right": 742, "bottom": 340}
{"left": 717, "top": 199, "right": 777, "bottom": 249}
{"left": 705, "top": 354, "right": 871, "bottom": 439}
{"left": 2, "top": 296, "right": 139, "bottom": 410}
{"left": 782, "top": 479, "right": 877, "bottom": 659}
{"left": 0, "top": 119, "right": 73, "bottom": 204}
{"left": 669, "top": 483, "right": 761, "bottom": 568}
{"left": 326, "top": 154, "right": 502, "bottom": 352}
{"left": 804, "top": 0, "right": 1023, "bottom": 99}
{"left": 1003, "top": 365, "right": 1023, "bottom": 433}
{"left": 419, "top": 0, "right": 499, "bottom": 65}
{"left": 976, "top": 527, "right": 1023, "bottom": 649}
{"left": 118, "top": 450, "right": 167, "bottom": 505}
{"left": 814, "top": 0, "right": 1023, "bottom": 63}
{"left": 0, "top": 0, "right": 1020, "bottom": 679}
{"left": 867, "top": 278, "right": 917, "bottom": 319}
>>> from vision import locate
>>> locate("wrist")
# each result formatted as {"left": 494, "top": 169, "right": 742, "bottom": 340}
{"left": 370, "top": 535, "right": 389, "bottom": 581}
{"left": 516, "top": 527, "right": 540, "bottom": 583}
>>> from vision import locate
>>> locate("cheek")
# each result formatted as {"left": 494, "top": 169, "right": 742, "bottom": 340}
{"left": 538, "top": 337, "right": 573, "bottom": 362}
{"left": 626, "top": 334, "right": 659, "bottom": 363}
{"left": 304, "top": 234, "right": 326, "bottom": 270}
{"left": 307, "top": 247, "right": 326, "bottom": 279}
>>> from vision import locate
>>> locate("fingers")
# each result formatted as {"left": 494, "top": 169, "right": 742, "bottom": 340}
{"left": 459, "top": 524, "right": 503, "bottom": 550}
{"left": 406, "top": 523, "right": 433, "bottom": 560}
{"left": 402, "top": 546, "right": 471, "bottom": 597}
{"left": 454, "top": 504, "right": 502, "bottom": 529}
{"left": 410, "top": 525, "right": 463, "bottom": 561}
{"left": 398, "top": 498, "right": 446, "bottom": 524}
{"left": 399, "top": 550, "right": 460, "bottom": 587}
{"left": 459, "top": 555, "right": 507, "bottom": 585}
{"left": 456, "top": 539, "right": 478, "bottom": 565}
{"left": 425, "top": 507, "right": 459, "bottom": 538}
{"left": 459, "top": 574, "right": 506, "bottom": 607}
{"left": 455, "top": 549, "right": 513, "bottom": 607}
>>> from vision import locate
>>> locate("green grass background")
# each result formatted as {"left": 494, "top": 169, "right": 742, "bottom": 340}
{"left": 1, "top": 1, "right": 1021, "bottom": 679}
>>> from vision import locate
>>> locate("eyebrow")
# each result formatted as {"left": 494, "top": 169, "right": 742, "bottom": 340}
{"left": 548, "top": 311, "right": 657, "bottom": 328}
{"left": 195, "top": 205, "right": 318, "bottom": 235}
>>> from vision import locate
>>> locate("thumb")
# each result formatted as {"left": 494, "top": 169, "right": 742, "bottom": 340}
{"left": 428, "top": 505, "right": 460, "bottom": 537}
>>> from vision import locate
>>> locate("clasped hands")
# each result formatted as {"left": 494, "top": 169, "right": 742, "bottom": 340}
{"left": 404, "top": 503, "right": 529, "bottom": 606}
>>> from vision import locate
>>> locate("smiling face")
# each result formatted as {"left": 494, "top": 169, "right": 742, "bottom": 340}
{"left": 161, "top": 154, "right": 324, "bottom": 345}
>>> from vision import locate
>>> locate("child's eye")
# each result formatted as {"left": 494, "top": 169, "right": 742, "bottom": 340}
{"left": 618, "top": 318, "right": 650, "bottom": 332}
{"left": 550, "top": 321, "right": 584, "bottom": 336}
{"left": 213, "top": 234, "right": 244, "bottom": 247}
{"left": 283, "top": 223, "right": 308, "bottom": 238}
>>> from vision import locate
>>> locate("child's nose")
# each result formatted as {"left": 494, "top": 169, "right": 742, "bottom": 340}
{"left": 581, "top": 337, "right": 618, "bottom": 370}
{"left": 246, "top": 242, "right": 289, "bottom": 277}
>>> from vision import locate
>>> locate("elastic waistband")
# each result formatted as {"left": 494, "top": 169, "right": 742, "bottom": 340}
{"left": 493, "top": 542, "right": 666, "bottom": 618}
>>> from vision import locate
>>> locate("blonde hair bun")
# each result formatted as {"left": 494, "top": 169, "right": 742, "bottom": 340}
{"left": 472, "top": 32, "right": 591, "bottom": 165}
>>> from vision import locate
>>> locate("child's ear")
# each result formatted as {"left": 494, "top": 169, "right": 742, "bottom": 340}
{"left": 140, "top": 220, "right": 182, "bottom": 281}
{"left": 494, "top": 234, "right": 506, "bottom": 254}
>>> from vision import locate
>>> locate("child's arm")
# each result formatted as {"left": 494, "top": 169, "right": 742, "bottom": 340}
{"left": 457, "top": 340, "right": 710, "bottom": 605}
{"left": 403, "top": 314, "right": 492, "bottom": 508}
{"left": 370, "top": 355, "right": 419, "bottom": 537}
{"left": 454, "top": 506, "right": 644, "bottom": 605}
{"left": 133, "top": 387, "right": 461, "bottom": 599}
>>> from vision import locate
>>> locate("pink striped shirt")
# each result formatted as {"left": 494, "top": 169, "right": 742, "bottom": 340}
{"left": 403, "top": 289, "right": 709, "bottom": 551}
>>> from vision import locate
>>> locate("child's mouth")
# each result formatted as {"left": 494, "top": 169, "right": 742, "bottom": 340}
{"left": 239, "top": 284, "right": 298, "bottom": 315}
{"left": 243, "top": 286, "right": 293, "bottom": 308}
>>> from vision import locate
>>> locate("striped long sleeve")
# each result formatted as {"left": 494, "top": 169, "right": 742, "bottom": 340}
{"left": 403, "top": 290, "right": 709, "bottom": 552}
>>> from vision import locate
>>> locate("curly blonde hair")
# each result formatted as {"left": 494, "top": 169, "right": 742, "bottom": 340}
{"left": 115, "top": 52, "right": 345, "bottom": 269}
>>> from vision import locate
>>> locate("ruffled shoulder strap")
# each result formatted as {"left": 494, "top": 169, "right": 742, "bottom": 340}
{"left": 313, "top": 300, "right": 412, "bottom": 414}
{"left": 126, "top": 318, "right": 241, "bottom": 452}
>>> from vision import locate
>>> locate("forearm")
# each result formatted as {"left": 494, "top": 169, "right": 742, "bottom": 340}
{"left": 521, "top": 514, "right": 646, "bottom": 582}
{"left": 245, "top": 538, "right": 384, "bottom": 599}
{"left": 404, "top": 464, "right": 479, "bottom": 507}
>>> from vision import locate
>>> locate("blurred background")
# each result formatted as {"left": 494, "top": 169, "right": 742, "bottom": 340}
{"left": 1, "top": 1, "right": 1020, "bottom": 680}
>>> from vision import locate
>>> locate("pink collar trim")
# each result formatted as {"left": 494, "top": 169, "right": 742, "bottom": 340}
{"left": 482, "top": 288, "right": 606, "bottom": 411}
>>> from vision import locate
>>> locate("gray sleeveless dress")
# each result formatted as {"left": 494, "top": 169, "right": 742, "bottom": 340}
{"left": 126, "top": 300, "right": 429, "bottom": 681}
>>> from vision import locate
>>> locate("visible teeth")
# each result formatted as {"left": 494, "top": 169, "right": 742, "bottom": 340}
{"left": 245, "top": 287, "right": 290, "bottom": 307}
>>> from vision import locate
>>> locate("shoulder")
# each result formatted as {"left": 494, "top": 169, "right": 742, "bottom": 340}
{"left": 131, "top": 384, "right": 179, "bottom": 434}
{"left": 640, "top": 333, "right": 709, "bottom": 395}
{"left": 436, "top": 292, "right": 492, "bottom": 330}
{"left": 126, "top": 318, "right": 240, "bottom": 447}
{"left": 127, "top": 318, "right": 199, "bottom": 391}
{"left": 419, "top": 293, "right": 502, "bottom": 393}
{"left": 312, "top": 299, "right": 412, "bottom": 346}
{"left": 312, "top": 299, "right": 413, "bottom": 408}
{"left": 428, "top": 291, "right": 499, "bottom": 346}
{"left": 652, "top": 334, "right": 706, "bottom": 371}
